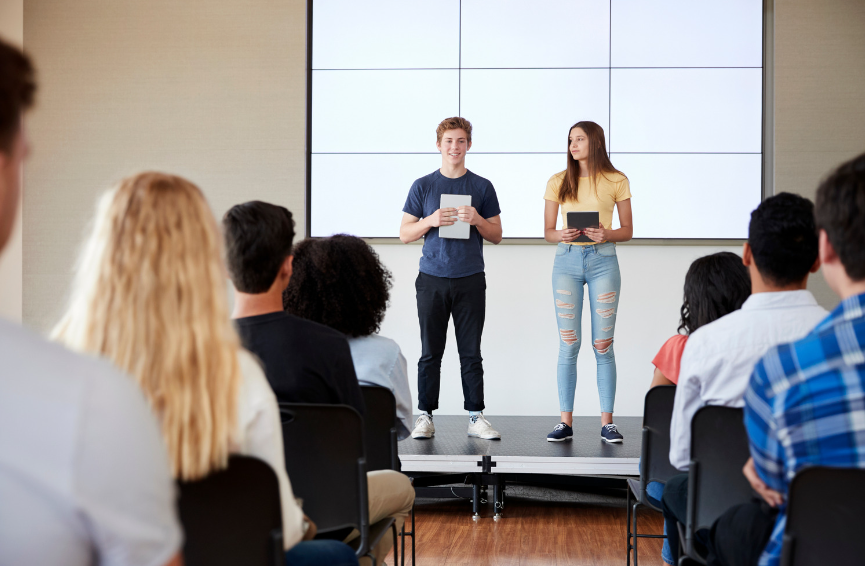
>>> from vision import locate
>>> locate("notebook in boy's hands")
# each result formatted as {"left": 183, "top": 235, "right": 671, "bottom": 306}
{"left": 439, "top": 194, "right": 472, "bottom": 239}
{"left": 566, "top": 211, "right": 600, "bottom": 243}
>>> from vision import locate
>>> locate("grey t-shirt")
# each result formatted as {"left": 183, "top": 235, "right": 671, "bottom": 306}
{"left": 0, "top": 319, "right": 182, "bottom": 566}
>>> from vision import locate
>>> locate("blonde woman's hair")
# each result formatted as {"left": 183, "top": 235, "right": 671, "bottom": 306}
{"left": 53, "top": 172, "right": 241, "bottom": 481}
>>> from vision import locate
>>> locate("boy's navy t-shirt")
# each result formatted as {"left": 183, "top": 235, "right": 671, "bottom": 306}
{"left": 402, "top": 169, "right": 501, "bottom": 279}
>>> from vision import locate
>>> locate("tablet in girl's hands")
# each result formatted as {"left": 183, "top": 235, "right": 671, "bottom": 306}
{"left": 566, "top": 211, "right": 599, "bottom": 243}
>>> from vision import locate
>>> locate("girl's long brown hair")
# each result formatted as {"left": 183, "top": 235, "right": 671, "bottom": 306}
{"left": 558, "top": 121, "right": 623, "bottom": 203}
{"left": 52, "top": 172, "right": 241, "bottom": 481}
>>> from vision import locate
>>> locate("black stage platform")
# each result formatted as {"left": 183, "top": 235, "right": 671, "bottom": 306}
{"left": 399, "top": 416, "right": 641, "bottom": 476}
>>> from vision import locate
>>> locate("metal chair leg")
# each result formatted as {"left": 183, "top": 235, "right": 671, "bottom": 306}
{"left": 627, "top": 487, "right": 633, "bottom": 566}
{"left": 633, "top": 501, "right": 640, "bottom": 566}
{"left": 400, "top": 520, "right": 406, "bottom": 566}
{"left": 391, "top": 523, "right": 398, "bottom": 566}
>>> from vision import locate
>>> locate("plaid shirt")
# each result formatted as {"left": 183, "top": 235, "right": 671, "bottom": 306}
{"left": 744, "top": 292, "right": 865, "bottom": 566}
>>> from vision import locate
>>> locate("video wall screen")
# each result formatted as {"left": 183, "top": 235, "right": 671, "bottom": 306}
{"left": 309, "top": 0, "right": 764, "bottom": 239}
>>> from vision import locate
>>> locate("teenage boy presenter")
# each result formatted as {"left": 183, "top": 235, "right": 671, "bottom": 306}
{"left": 399, "top": 117, "right": 503, "bottom": 440}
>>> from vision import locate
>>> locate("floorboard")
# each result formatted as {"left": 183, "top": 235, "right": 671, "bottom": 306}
{"left": 384, "top": 492, "right": 668, "bottom": 566}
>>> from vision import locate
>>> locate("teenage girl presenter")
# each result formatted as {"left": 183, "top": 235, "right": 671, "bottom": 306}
{"left": 543, "top": 121, "right": 633, "bottom": 443}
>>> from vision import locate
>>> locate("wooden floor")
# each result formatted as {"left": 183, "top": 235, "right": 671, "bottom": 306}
{"left": 385, "top": 493, "right": 667, "bottom": 566}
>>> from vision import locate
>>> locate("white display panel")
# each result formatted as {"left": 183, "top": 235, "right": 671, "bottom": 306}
{"left": 610, "top": 68, "right": 763, "bottom": 153}
{"left": 311, "top": 154, "right": 442, "bottom": 238}
{"left": 611, "top": 153, "right": 763, "bottom": 239}
{"left": 309, "top": 1, "right": 764, "bottom": 240}
{"left": 467, "top": 154, "right": 568, "bottom": 238}
{"left": 611, "top": 0, "right": 762, "bottom": 68}
{"left": 312, "top": 70, "right": 459, "bottom": 153}
{"left": 460, "top": 69, "right": 609, "bottom": 153}
{"left": 461, "top": 0, "right": 610, "bottom": 68}
{"left": 312, "top": 0, "right": 459, "bottom": 69}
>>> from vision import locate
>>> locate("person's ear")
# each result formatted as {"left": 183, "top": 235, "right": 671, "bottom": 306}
{"left": 810, "top": 255, "right": 821, "bottom": 274}
{"left": 467, "top": 140, "right": 472, "bottom": 152}
{"left": 742, "top": 242, "right": 752, "bottom": 266}
{"left": 282, "top": 255, "right": 294, "bottom": 280}
{"left": 436, "top": 139, "right": 442, "bottom": 152}
{"left": 819, "top": 230, "right": 838, "bottom": 266}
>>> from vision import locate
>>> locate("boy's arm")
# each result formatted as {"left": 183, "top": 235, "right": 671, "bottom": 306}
{"left": 457, "top": 206, "right": 502, "bottom": 244}
{"left": 399, "top": 209, "right": 456, "bottom": 244}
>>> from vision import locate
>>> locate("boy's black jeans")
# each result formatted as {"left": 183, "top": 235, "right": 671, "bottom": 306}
{"left": 415, "top": 271, "right": 486, "bottom": 412}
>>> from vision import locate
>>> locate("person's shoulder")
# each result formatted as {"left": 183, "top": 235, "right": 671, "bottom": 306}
{"left": 352, "top": 333, "right": 402, "bottom": 357}
{"left": 547, "top": 170, "right": 566, "bottom": 185}
{"left": 600, "top": 170, "right": 629, "bottom": 186}
{"left": 413, "top": 170, "right": 440, "bottom": 187}
{"left": 467, "top": 170, "right": 495, "bottom": 189}
{"left": 0, "top": 320, "right": 138, "bottom": 402}
{"left": 288, "top": 314, "right": 351, "bottom": 347}
{"left": 661, "top": 334, "right": 689, "bottom": 351}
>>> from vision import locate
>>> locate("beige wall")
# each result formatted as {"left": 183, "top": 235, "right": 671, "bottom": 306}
{"left": 775, "top": 0, "right": 865, "bottom": 307}
{"left": 19, "top": 0, "right": 865, "bottom": 335}
{"left": 0, "top": 0, "right": 23, "bottom": 322}
{"left": 23, "top": 0, "right": 307, "bottom": 331}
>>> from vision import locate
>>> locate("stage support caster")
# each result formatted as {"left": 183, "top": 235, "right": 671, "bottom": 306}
{"left": 472, "top": 513, "right": 481, "bottom": 521}
{"left": 493, "top": 513, "right": 503, "bottom": 521}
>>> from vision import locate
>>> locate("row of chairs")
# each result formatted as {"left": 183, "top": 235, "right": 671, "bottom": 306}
{"left": 176, "top": 386, "right": 413, "bottom": 566}
{"left": 626, "top": 385, "right": 865, "bottom": 566}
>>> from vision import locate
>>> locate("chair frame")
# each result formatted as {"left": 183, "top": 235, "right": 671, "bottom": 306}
{"left": 359, "top": 385, "right": 415, "bottom": 566}
{"left": 279, "top": 403, "right": 397, "bottom": 566}
{"left": 679, "top": 406, "right": 751, "bottom": 565}
{"left": 626, "top": 385, "right": 678, "bottom": 566}
{"left": 177, "top": 455, "right": 283, "bottom": 566}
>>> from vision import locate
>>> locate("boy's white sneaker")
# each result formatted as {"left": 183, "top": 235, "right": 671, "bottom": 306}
{"left": 467, "top": 413, "right": 501, "bottom": 440}
{"left": 411, "top": 414, "right": 435, "bottom": 439}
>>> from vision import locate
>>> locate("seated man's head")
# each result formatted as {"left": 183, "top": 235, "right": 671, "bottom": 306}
{"left": 0, "top": 37, "right": 35, "bottom": 254}
{"left": 284, "top": 234, "right": 392, "bottom": 337}
{"left": 815, "top": 153, "right": 865, "bottom": 299}
{"left": 223, "top": 201, "right": 296, "bottom": 295}
{"left": 745, "top": 192, "right": 820, "bottom": 290}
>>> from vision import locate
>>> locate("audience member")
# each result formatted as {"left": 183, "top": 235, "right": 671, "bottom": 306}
{"left": 707, "top": 153, "right": 865, "bottom": 566}
{"left": 224, "top": 202, "right": 415, "bottom": 562}
{"left": 645, "top": 251, "right": 750, "bottom": 565}
{"left": 0, "top": 39, "right": 184, "bottom": 566}
{"left": 651, "top": 252, "right": 751, "bottom": 388}
{"left": 52, "top": 174, "right": 356, "bottom": 565}
{"left": 284, "top": 234, "right": 413, "bottom": 440}
{"left": 661, "top": 192, "right": 828, "bottom": 564}
{"left": 224, "top": 201, "right": 365, "bottom": 416}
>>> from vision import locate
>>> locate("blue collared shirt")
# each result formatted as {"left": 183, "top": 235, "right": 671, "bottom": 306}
{"left": 744, "top": 292, "right": 865, "bottom": 566}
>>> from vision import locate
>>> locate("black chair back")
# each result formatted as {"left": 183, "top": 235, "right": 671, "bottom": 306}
{"left": 780, "top": 467, "right": 865, "bottom": 566}
{"left": 639, "top": 385, "right": 679, "bottom": 497}
{"left": 360, "top": 385, "right": 400, "bottom": 472}
{"left": 279, "top": 403, "right": 370, "bottom": 540}
{"left": 178, "top": 455, "right": 282, "bottom": 566}
{"left": 687, "top": 406, "right": 752, "bottom": 533}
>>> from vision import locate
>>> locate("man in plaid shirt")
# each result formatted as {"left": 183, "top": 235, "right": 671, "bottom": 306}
{"left": 707, "top": 153, "right": 865, "bottom": 566}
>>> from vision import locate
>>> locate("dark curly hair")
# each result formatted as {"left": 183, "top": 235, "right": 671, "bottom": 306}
{"left": 678, "top": 251, "right": 751, "bottom": 335}
{"left": 284, "top": 234, "right": 392, "bottom": 337}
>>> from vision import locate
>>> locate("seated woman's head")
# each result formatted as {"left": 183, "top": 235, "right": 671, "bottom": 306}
{"left": 679, "top": 251, "right": 751, "bottom": 335}
{"left": 284, "top": 234, "right": 392, "bottom": 337}
{"left": 52, "top": 172, "right": 241, "bottom": 480}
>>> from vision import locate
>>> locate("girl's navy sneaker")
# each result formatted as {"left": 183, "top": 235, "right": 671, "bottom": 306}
{"left": 601, "top": 423, "right": 624, "bottom": 443}
{"left": 546, "top": 422, "right": 573, "bottom": 442}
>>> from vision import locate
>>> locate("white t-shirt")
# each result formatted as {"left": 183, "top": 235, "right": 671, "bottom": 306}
{"left": 348, "top": 334, "right": 413, "bottom": 440}
{"left": 669, "top": 291, "right": 828, "bottom": 471}
{"left": 0, "top": 319, "right": 182, "bottom": 566}
{"left": 235, "top": 350, "right": 305, "bottom": 549}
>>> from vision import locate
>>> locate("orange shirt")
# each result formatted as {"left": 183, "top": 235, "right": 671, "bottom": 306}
{"left": 651, "top": 334, "right": 689, "bottom": 384}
